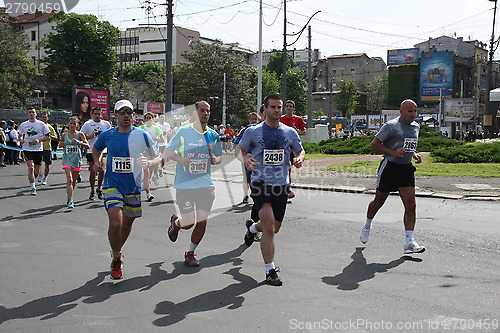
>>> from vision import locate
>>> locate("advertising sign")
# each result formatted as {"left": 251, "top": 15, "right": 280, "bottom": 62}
{"left": 420, "top": 51, "right": 454, "bottom": 102}
{"left": 444, "top": 98, "right": 476, "bottom": 122}
{"left": 368, "top": 115, "right": 383, "bottom": 129}
{"left": 144, "top": 102, "right": 165, "bottom": 114}
{"left": 387, "top": 48, "right": 419, "bottom": 66}
{"left": 72, "top": 88, "right": 110, "bottom": 121}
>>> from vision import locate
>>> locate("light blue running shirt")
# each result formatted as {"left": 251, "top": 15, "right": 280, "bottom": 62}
{"left": 239, "top": 122, "right": 303, "bottom": 186}
{"left": 167, "top": 123, "right": 222, "bottom": 189}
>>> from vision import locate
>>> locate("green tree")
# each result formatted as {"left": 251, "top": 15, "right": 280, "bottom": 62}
{"left": 365, "top": 74, "right": 388, "bottom": 113}
{"left": 124, "top": 62, "right": 166, "bottom": 103}
{"left": 41, "top": 13, "right": 119, "bottom": 95}
{"left": 261, "top": 69, "right": 281, "bottom": 101}
{"left": 285, "top": 67, "right": 307, "bottom": 115}
{"left": 266, "top": 51, "right": 295, "bottom": 77}
{"left": 0, "top": 8, "right": 36, "bottom": 108}
{"left": 265, "top": 52, "right": 307, "bottom": 114}
{"left": 175, "top": 40, "right": 255, "bottom": 125}
{"left": 336, "top": 80, "right": 360, "bottom": 117}
{"left": 109, "top": 79, "right": 137, "bottom": 106}
{"left": 124, "top": 62, "right": 164, "bottom": 82}
{"left": 249, "top": 68, "right": 280, "bottom": 106}
{"left": 312, "top": 110, "right": 325, "bottom": 118}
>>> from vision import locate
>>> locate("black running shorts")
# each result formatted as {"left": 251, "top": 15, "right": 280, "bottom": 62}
{"left": 250, "top": 180, "right": 288, "bottom": 222}
{"left": 376, "top": 159, "right": 416, "bottom": 193}
{"left": 24, "top": 151, "right": 43, "bottom": 165}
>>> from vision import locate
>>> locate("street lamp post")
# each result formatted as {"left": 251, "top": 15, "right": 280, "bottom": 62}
{"left": 486, "top": 0, "right": 498, "bottom": 136}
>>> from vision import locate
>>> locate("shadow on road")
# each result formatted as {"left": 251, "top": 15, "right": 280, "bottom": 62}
{"left": 0, "top": 244, "right": 249, "bottom": 324}
{"left": 153, "top": 267, "right": 262, "bottom": 327}
{"left": 0, "top": 198, "right": 101, "bottom": 223}
{"left": 322, "top": 247, "right": 423, "bottom": 290}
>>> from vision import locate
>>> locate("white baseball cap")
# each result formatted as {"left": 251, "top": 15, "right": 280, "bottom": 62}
{"left": 114, "top": 100, "right": 134, "bottom": 111}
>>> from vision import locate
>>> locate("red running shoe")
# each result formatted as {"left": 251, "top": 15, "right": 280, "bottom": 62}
{"left": 184, "top": 251, "right": 200, "bottom": 267}
{"left": 110, "top": 257, "right": 123, "bottom": 280}
{"left": 168, "top": 214, "right": 181, "bottom": 242}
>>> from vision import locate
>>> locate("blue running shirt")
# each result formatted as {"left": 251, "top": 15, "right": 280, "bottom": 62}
{"left": 167, "top": 124, "right": 222, "bottom": 189}
{"left": 94, "top": 127, "right": 154, "bottom": 195}
{"left": 239, "top": 122, "right": 303, "bottom": 186}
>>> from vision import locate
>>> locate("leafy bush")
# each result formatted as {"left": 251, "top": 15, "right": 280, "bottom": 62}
{"left": 419, "top": 124, "right": 442, "bottom": 138}
{"left": 318, "top": 136, "right": 377, "bottom": 155}
{"left": 418, "top": 137, "right": 464, "bottom": 153}
{"left": 432, "top": 142, "right": 500, "bottom": 163}
{"left": 302, "top": 142, "right": 324, "bottom": 154}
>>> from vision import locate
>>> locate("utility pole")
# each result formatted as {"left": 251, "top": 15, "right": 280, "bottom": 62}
{"left": 257, "top": 0, "right": 263, "bottom": 111}
{"left": 165, "top": 0, "right": 174, "bottom": 113}
{"left": 307, "top": 25, "right": 313, "bottom": 128}
{"left": 222, "top": 73, "right": 227, "bottom": 126}
{"left": 485, "top": 0, "right": 498, "bottom": 136}
{"left": 281, "top": 0, "right": 287, "bottom": 103}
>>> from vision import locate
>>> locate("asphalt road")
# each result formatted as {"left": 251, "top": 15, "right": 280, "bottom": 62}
{"left": 0, "top": 159, "right": 499, "bottom": 332}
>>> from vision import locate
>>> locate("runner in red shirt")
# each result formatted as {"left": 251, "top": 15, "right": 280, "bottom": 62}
{"left": 279, "top": 100, "right": 307, "bottom": 199}
{"left": 224, "top": 124, "right": 234, "bottom": 152}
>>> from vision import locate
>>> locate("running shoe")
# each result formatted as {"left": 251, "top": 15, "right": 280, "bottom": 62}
{"left": 110, "top": 257, "right": 123, "bottom": 280}
{"left": 36, "top": 173, "right": 44, "bottom": 183}
{"left": 359, "top": 226, "right": 371, "bottom": 244}
{"left": 244, "top": 219, "right": 256, "bottom": 247}
{"left": 0, "top": 163, "right": 6, "bottom": 167}
{"left": 404, "top": 239, "right": 426, "bottom": 254}
{"left": 89, "top": 192, "right": 95, "bottom": 200}
{"left": 288, "top": 190, "right": 295, "bottom": 199}
{"left": 168, "top": 214, "right": 181, "bottom": 242}
{"left": 242, "top": 195, "right": 249, "bottom": 204}
{"left": 30, "top": 188, "right": 37, "bottom": 196}
{"left": 96, "top": 189, "right": 103, "bottom": 200}
{"left": 254, "top": 232, "right": 262, "bottom": 242}
{"left": 67, "top": 201, "right": 74, "bottom": 209}
{"left": 41, "top": 178, "right": 47, "bottom": 185}
{"left": 146, "top": 193, "right": 155, "bottom": 202}
{"left": 266, "top": 268, "right": 282, "bottom": 286}
{"left": 184, "top": 251, "right": 200, "bottom": 267}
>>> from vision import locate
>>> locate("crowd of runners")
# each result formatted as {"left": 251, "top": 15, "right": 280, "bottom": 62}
{"left": 0, "top": 96, "right": 426, "bottom": 286}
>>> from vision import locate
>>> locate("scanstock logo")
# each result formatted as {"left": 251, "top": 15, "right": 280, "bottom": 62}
{"left": 4, "top": 0, "right": 79, "bottom": 15}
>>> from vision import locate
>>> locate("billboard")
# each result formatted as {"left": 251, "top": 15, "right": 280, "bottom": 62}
{"left": 444, "top": 98, "right": 476, "bottom": 122}
{"left": 144, "top": 102, "right": 165, "bottom": 114}
{"left": 72, "top": 87, "right": 110, "bottom": 121}
{"left": 420, "top": 51, "right": 454, "bottom": 102}
{"left": 387, "top": 48, "right": 419, "bottom": 66}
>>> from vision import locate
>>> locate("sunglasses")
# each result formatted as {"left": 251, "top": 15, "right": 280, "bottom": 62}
{"left": 116, "top": 108, "right": 134, "bottom": 115}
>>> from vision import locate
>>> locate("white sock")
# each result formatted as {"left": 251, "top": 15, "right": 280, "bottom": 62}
{"left": 187, "top": 242, "right": 197, "bottom": 253}
{"left": 405, "top": 230, "right": 414, "bottom": 243}
{"left": 249, "top": 223, "right": 258, "bottom": 234}
{"left": 364, "top": 218, "right": 373, "bottom": 229}
{"left": 30, "top": 182, "right": 35, "bottom": 189}
{"left": 265, "top": 262, "right": 275, "bottom": 274}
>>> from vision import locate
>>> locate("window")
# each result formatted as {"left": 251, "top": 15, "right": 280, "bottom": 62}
{"left": 31, "top": 31, "right": 36, "bottom": 41}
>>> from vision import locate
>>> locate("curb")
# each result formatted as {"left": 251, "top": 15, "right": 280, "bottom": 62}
{"left": 165, "top": 171, "right": 500, "bottom": 202}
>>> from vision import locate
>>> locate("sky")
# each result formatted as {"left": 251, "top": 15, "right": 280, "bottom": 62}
{"left": 4, "top": 0, "right": 498, "bottom": 61}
